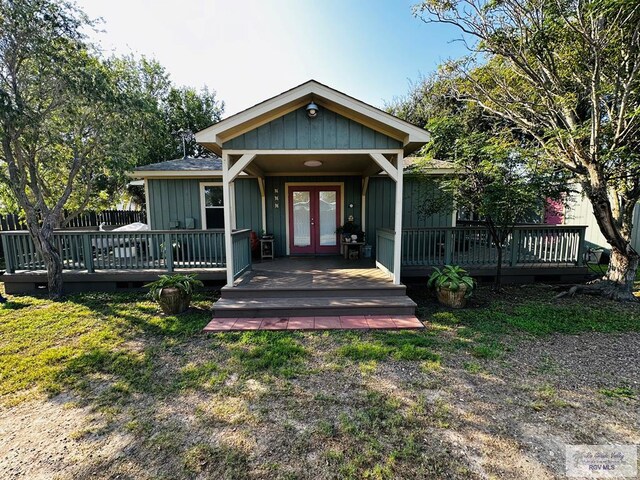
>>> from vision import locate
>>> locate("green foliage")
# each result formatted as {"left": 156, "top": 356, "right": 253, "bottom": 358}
{"left": 111, "top": 55, "right": 224, "bottom": 166}
{"left": 336, "top": 221, "right": 364, "bottom": 241}
{"left": 599, "top": 386, "right": 636, "bottom": 399}
{"left": 0, "top": 1, "right": 224, "bottom": 223}
{"left": 428, "top": 265, "right": 475, "bottom": 295}
{"left": 391, "top": 71, "right": 571, "bottom": 290}
{"left": 413, "top": 0, "right": 640, "bottom": 292}
{"left": 144, "top": 274, "right": 204, "bottom": 301}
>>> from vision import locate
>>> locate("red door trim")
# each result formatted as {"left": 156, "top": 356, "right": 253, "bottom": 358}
{"left": 288, "top": 185, "right": 341, "bottom": 255}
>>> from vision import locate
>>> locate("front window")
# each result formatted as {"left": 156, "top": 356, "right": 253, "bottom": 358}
{"left": 202, "top": 184, "right": 224, "bottom": 229}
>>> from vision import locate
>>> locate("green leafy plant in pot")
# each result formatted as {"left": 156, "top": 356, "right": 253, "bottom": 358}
{"left": 145, "top": 274, "right": 203, "bottom": 314}
{"left": 428, "top": 265, "right": 475, "bottom": 308}
{"left": 336, "top": 221, "right": 364, "bottom": 242}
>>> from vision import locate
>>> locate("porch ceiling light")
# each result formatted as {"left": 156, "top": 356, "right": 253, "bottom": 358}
{"left": 304, "top": 160, "right": 323, "bottom": 167}
{"left": 306, "top": 101, "right": 319, "bottom": 118}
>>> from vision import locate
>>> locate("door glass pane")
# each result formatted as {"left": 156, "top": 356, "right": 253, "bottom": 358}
{"left": 292, "top": 191, "right": 311, "bottom": 247}
{"left": 319, "top": 191, "right": 337, "bottom": 246}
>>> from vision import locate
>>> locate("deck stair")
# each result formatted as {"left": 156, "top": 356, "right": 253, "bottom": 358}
{"left": 212, "top": 259, "right": 416, "bottom": 318}
{"left": 213, "top": 284, "right": 416, "bottom": 318}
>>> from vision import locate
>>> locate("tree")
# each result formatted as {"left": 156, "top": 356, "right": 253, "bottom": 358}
{"left": 0, "top": 0, "right": 135, "bottom": 296}
{"left": 414, "top": 0, "right": 640, "bottom": 300}
{"left": 111, "top": 56, "right": 224, "bottom": 166}
{"left": 390, "top": 75, "right": 568, "bottom": 290}
{"left": 164, "top": 86, "right": 224, "bottom": 159}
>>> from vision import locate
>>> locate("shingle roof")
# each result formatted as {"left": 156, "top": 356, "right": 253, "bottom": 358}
{"left": 134, "top": 156, "right": 222, "bottom": 172}
{"left": 403, "top": 157, "right": 456, "bottom": 171}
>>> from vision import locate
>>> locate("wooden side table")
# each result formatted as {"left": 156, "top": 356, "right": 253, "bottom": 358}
{"left": 260, "top": 238, "right": 274, "bottom": 260}
{"left": 341, "top": 240, "right": 365, "bottom": 259}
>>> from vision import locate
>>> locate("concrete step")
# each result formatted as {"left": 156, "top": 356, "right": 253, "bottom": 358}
{"left": 212, "top": 295, "right": 417, "bottom": 318}
{"left": 220, "top": 284, "right": 407, "bottom": 299}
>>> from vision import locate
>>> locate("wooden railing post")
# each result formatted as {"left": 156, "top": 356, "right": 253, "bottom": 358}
{"left": 444, "top": 229, "right": 452, "bottom": 265}
{"left": 2, "top": 234, "right": 14, "bottom": 273}
{"left": 510, "top": 229, "right": 521, "bottom": 266}
{"left": 576, "top": 227, "right": 587, "bottom": 265}
{"left": 82, "top": 234, "right": 94, "bottom": 273}
{"left": 164, "top": 233, "right": 174, "bottom": 272}
{"left": 246, "top": 232, "right": 252, "bottom": 271}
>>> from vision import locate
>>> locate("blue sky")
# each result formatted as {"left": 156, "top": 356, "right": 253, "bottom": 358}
{"left": 77, "top": 0, "right": 469, "bottom": 115}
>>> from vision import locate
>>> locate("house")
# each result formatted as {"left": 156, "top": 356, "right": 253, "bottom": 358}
{"left": 1, "top": 80, "right": 589, "bottom": 307}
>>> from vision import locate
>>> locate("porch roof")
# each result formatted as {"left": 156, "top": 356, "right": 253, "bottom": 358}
{"left": 128, "top": 156, "right": 455, "bottom": 178}
{"left": 195, "top": 80, "right": 431, "bottom": 156}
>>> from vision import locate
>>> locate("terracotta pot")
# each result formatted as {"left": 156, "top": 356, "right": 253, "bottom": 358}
{"left": 436, "top": 284, "right": 468, "bottom": 309}
{"left": 157, "top": 287, "right": 192, "bottom": 314}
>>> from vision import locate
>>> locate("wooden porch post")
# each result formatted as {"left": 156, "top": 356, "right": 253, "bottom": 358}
{"left": 258, "top": 177, "right": 267, "bottom": 233}
{"left": 222, "top": 152, "right": 234, "bottom": 286}
{"left": 361, "top": 176, "right": 369, "bottom": 234}
{"left": 393, "top": 153, "right": 403, "bottom": 285}
{"left": 229, "top": 181, "right": 237, "bottom": 230}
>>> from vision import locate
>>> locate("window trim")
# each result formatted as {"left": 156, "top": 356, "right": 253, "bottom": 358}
{"left": 200, "top": 182, "right": 224, "bottom": 230}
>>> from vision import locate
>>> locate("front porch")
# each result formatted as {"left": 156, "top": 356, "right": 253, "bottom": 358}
{"left": 235, "top": 256, "right": 391, "bottom": 289}
{"left": 213, "top": 256, "right": 417, "bottom": 319}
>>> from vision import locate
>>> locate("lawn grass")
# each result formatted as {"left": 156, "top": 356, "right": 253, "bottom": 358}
{"left": 2, "top": 284, "right": 638, "bottom": 405}
{"left": 0, "top": 291, "right": 214, "bottom": 404}
{"left": 1, "top": 282, "right": 639, "bottom": 478}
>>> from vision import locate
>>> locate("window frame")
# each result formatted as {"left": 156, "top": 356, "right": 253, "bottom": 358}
{"left": 199, "top": 182, "right": 224, "bottom": 230}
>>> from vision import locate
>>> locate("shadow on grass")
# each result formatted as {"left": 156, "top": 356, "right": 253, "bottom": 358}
{"left": 2, "top": 299, "right": 35, "bottom": 310}
{"left": 65, "top": 291, "right": 216, "bottom": 338}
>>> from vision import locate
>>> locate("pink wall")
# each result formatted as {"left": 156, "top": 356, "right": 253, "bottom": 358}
{"left": 544, "top": 198, "right": 564, "bottom": 225}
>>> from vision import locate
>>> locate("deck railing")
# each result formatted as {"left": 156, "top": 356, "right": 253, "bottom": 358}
{"left": 401, "top": 225, "right": 587, "bottom": 267}
{"left": 231, "top": 229, "right": 252, "bottom": 279}
{"left": 1, "top": 229, "right": 227, "bottom": 273}
{"left": 376, "top": 228, "right": 395, "bottom": 275}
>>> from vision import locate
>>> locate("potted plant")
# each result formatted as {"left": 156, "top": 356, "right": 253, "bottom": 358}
{"left": 427, "top": 265, "right": 475, "bottom": 308}
{"left": 336, "top": 221, "right": 364, "bottom": 242}
{"left": 144, "top": 274, "right": 203, "bottom": 314}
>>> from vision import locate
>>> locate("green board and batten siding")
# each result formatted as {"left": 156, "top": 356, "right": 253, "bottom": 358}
{"left": 222, "top": 108, "right": 402, "bottom": 150}
{"left": 147, "top": 178, "right": 262, "bottom": 232}
{"left": 147, "top": 179, "right": 202, "bottom": 230}
{"left": 233, "top": 178, "right": 263, "bottom": 233}
{"left": 365, "top": 176, "right": 454, "bottom": 254}
{"left": 147, "top": 175, "right": 452, "bottom": 256}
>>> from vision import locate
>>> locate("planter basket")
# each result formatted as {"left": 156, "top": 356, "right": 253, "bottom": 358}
{"left": 436, "top": 284, "right": 469, "bottom": 309}
{"left": 157, "top": 287, "right": 192, "bottom": 315}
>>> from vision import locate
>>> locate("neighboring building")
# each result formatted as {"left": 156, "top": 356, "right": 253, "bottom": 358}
{"left": 547, "top": 188, "right": 640, "bottom": 253}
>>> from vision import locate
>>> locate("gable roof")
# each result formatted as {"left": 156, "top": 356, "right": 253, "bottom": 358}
{"left": 195, "top": 80, "right": 430, "bottom": 156}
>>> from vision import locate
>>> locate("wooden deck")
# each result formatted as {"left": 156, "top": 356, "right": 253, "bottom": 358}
{"left": 235, "top": 257, "right": 392, "bottom": 289}
{"left": 2, "top": 268, "right": 226, "bottom": 294}
{"left": 214, "top": 256, "right": 416, "bottom": 318}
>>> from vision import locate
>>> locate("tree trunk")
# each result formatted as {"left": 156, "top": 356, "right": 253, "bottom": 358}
{"left": 601, "top": 247, "right": 639, "bottom": 300}
{"left": 569, "top": 183, "right": 640, "bottom": 301}
{"left": 494, "top": 244, "right": 503, "bottom": 292}
{"left": 29, "top": 224, "right": 64, "bottom": 298}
